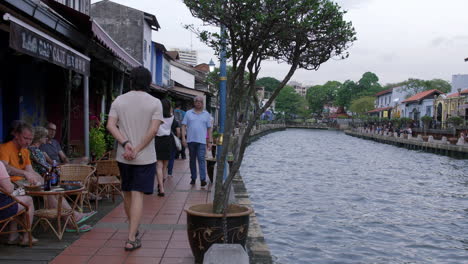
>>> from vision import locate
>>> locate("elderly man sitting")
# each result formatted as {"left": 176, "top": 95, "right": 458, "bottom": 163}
{"left": 40, "top": 122, "right": 88, "bottom": 164}
{"left": 0, "top": 121, "right": 95, "bottom": 232}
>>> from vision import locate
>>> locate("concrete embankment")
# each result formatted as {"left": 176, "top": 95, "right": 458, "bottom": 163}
{"left": 345, "top": 130, "right": 468, "bottom": 159}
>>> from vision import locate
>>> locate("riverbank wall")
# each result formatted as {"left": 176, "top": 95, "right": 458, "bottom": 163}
{"left": 345, "top": 130, "right": 468, "bottom": 159}
{"left": 231, "top": 123, "right": 287, "bottom": 263}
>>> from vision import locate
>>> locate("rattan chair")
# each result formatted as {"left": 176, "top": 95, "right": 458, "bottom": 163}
{"left": 58, "top": 164, "right": 96, "bottom": 212}
{"left": 94, "top": 160, "right": 122, "bottom": 209}
{"left": 0, "top": 187, "right": 33, "bottom": 247}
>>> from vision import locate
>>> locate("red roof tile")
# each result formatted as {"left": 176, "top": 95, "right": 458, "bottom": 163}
{"left": 401, "top": 89, "right": 443, "bottom": 103}
{"left": 446, "top": 89, "right": 468, "bottom": 98}
{"left": 367, "top": 106, "right": 392, "bottom": 113}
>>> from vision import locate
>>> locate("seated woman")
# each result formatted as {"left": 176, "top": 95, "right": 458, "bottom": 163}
{"left": 0, "top": 161, "right": 37, "bottom": 245}
{"left": 28, "top": 127, "right": 95, "bottom": 232}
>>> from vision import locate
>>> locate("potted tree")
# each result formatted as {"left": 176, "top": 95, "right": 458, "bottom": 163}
{"left": 182, "top": 0, "right": 356, "bottom": 262}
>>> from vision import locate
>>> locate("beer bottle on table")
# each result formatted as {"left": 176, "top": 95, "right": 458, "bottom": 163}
{"left": 51, "top": 160, "right": 58, "bottom": 186}
{"left": 43, "top": 170, "right": 51, "bottom": 191}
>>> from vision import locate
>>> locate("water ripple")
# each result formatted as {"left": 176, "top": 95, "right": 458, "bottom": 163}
{"left": 241, "top": 129, "right": 468, "bottom": 264}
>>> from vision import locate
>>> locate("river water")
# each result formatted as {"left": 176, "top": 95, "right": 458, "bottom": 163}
{"left": 240, "top": 129, "right": 468, "bottom": 264}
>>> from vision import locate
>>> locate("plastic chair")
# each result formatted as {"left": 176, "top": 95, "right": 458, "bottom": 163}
{"left": 58, "top": 164, "right": 96, "bottom": 212}
{"left": 94, "top": 160, "right": 122, "bottom": 209}
{"left": 0, "top": 187, "right": 33, "bottom": 247}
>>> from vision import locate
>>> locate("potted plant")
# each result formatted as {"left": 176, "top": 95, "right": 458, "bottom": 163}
{"left": 447, "top": 116, "right": 463, "bottom": 128}
{"left": 183, "top": 0, "right": 356, "bottom": 262}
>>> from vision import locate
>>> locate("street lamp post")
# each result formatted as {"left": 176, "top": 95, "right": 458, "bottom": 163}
{"left": 209, "top": 59, "right": 216, "bottom": 72}
{"left": 217, "top": 24, "right": 227, "bottom": 177}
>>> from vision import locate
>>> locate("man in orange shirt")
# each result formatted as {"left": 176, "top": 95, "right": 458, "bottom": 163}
{"left": 0, "top": 121, "right": 42, "bottom": 185}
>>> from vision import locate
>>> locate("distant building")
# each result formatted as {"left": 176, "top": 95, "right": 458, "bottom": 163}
{"left": 288, "top": 81, "right": 306, "bottom": 96}
{"left": 91, "top": 0, "right": 160, "bottom": 69}
{"left": 170, "top": 48, "right": 198, "bottom": 66}
{"left": 451, "top": 74, "right": 468, "bottom": 93}
{"left": 53, "top": 0, "right": 90, "bottom": 14}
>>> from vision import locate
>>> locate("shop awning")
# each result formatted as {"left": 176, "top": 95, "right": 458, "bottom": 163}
{"left": 41, "top": 0, "right": 141, "bottom": 69}
{"left": 4, "top": 13, "right": 90, "bottom": 76}
{"left": 367, "top": 106, "right": 393, "bottom": 113}
{"left": 92, "top": 21, "right": 140, "bottom": 68}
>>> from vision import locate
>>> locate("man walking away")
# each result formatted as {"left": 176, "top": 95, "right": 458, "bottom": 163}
{"left": 107, "top": 66, "right": 163, "bottom": 251}
{"left": 181, "top": 96, "right": 212, "bottom": 187}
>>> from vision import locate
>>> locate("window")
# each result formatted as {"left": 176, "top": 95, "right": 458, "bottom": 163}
{"left": 426, "top": 106, "right": 432, "bottom": 117}
{"left": 143, "top": 40, "right": 147, "bottom": 61}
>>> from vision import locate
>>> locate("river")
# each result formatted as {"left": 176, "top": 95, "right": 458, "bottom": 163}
{"left": 240, "top": 129, "right": 468, "bottom": 264}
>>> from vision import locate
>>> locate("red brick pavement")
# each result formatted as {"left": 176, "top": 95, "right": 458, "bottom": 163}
{"left": 51, "top": 158, "right": 210, "bottom": 264}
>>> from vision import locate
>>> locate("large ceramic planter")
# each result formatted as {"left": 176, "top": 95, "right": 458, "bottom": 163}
{"left": 186, "top": 203, "right": 253, "bottom": 263}
{"left": 422, "top": 136, "right": 429, "bottom": 142}
{"left": 448, "top": 137, "right": 458, "bottom": 145}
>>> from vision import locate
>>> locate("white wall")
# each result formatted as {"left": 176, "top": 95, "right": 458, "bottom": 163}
{"left": 162, "top": 57, "right": 171, "bottom": 87}
{"left": 171, "top": 65, "right": 194, "bottom": 89}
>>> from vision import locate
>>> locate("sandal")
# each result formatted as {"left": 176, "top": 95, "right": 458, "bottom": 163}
{"left": 124, "top": 238, "right": 141, "bottom": 251}
{"left": 65, "top": 224, "right": 93, "bottom": 233}
{"left": 6, "top": 236, "right": 21, "bottom": 245}
{"left": 76, "top": 211, "right": 97, "bottom": 225}
{"left": 19, "top": 237, "right": 39, "bottom": 246}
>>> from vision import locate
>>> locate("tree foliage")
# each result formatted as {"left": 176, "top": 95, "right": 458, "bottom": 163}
{"left": 349, "top": 96, "right": 375, "bottom": 114}
{"left": 306, "top": 81, "right": 341, "bottom": 115}
{"left": 335, "top": 72, "right": 383, "bottom": 108}
{"left": 256, "top": 77, "right": 281, "bottom": 93}
{"left": 184, "top": 0, "right": 356, "bottom": 213}
{"left": 275, "top": 85, "right": 304, "bottom": 117}
{"left": 384, "top": 78, "right": 451, "bottom": 95}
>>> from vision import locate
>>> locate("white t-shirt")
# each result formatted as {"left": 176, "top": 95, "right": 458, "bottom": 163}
{"left": 156, "top": 116, "right": 174, "bottom": 137}
{"left": 108, "top": 91, "right": 163, "bottom": 165}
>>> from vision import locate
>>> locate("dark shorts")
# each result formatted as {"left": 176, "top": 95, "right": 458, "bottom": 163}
{"left": 0, "top": 193, "right": 18, "bottom": 221}
{"left": 155, "top": 135, "right": 173, "bottom": 160}
{"left": 118, "top": 162, "right": 156, "bottom": 195}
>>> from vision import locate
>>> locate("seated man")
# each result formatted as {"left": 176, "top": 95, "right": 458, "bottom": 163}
{"left": 0, "top": 121, "right": 42, "bottom": 185}
{"left": 40, "top": 122, "right": 69, "bottom": 164}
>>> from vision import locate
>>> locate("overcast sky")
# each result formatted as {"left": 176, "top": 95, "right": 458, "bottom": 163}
{"left": 92, "top": 0, "right": 468, "bottom": 86}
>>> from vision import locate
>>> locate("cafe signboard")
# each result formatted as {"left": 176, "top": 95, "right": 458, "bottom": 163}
{"left": 9, "top": 21, "right": 90, "bottom": 76}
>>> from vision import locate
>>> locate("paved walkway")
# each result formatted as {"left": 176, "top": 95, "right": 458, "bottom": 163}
{"left": 51, "top": 158, "right": 210, "bottom": 264}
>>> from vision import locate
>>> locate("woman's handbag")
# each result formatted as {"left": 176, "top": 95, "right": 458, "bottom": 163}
{"left": 172, "top": 134, "right": 182, "bottom": 151}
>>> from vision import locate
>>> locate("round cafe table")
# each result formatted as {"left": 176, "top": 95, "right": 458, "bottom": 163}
{"left": 26, "top": 185, "right": 84, "bottom": 240}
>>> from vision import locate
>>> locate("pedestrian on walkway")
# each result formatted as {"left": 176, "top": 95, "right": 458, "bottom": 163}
{"left": 181, "top": 96, "right": 212, "bottom": 186}
{"left": 154, "top": 99, "right": 174, "bottom": 197}
{"left": 174, "top": 103, "right": 186, "bottom": 159}
{"left": 106, "top": 66, "right": 163, "bottom": 251}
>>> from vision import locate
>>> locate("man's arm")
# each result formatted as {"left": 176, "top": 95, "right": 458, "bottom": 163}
{"left": 133, "top": 119, "right": 161, "bottom": 155}
{"left": 58, "top": 151, "right": 69, "bottom": 164}
{"left": 181, "top": 125, "right": 187, "bottom": 147}
{"left": 0, "top": 161, "right": 42, "bottom": 185}
{"left": 207, "top": 127, "right": 213, "bottom": 149}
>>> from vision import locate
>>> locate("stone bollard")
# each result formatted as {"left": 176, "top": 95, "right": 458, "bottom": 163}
{"left": 394, "top": 132, "right": 398, "bottom": 138}
{"left": 428, "top": 136, "right": 434, "bottom": 143}
{"left": 457, "top": 136, "right": 465, "bottom": 146}
{"left": 416, "top": 135, "right": 423, "bottom": 141}
{"left": 203, "top": 244, "right": 249, "bottom": 264}
{"left": 400, "top": 133, "right": 405, "bottom": 139}
{"left": 441, "top": 136, "right": 448, "bottom": 144}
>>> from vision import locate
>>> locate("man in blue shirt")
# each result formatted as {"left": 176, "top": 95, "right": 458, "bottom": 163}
{"left": 181, "top": 96, "right": 212, "bottom": 186}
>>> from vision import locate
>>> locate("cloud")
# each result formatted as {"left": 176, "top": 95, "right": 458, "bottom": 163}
{"left": 334, "top": 0, "right": 375, "bottom": 10}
